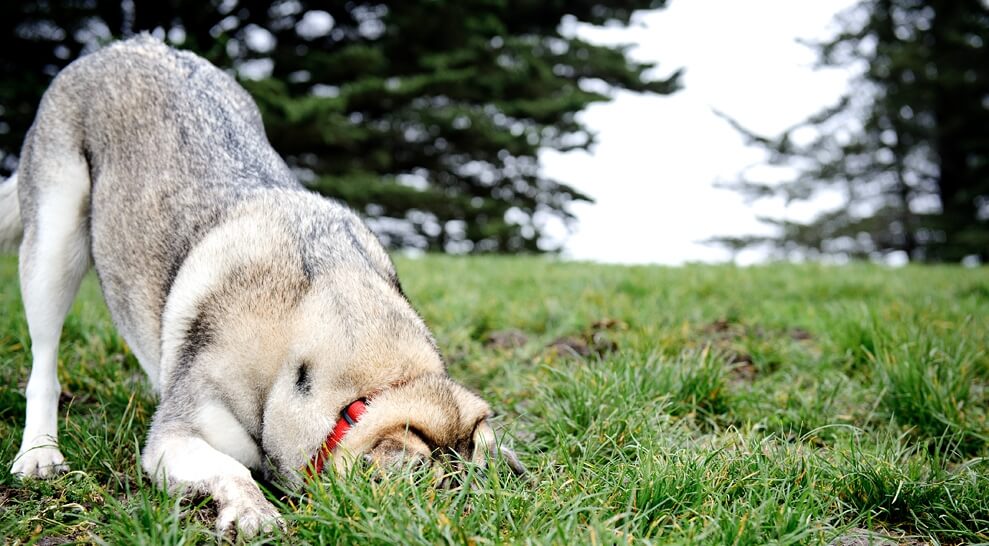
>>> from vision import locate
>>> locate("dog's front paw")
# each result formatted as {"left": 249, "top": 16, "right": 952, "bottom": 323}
{"left": 216, "top": 484, "right": 285, "bottom": 537}
{"left": 11, "top": 444, "right": 69, "bottom": 478}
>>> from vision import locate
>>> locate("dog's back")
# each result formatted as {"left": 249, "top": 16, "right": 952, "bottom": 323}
{"left": 19, "top": 35, "right": 395, "bottom": 380}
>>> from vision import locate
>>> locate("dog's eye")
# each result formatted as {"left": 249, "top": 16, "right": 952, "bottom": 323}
{"left": 295, "top": 361, "right": 312, "bottom": 394}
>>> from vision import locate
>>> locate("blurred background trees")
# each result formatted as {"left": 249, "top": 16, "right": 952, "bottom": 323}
{"left": 0, "top": 0, "right": 680, "bottom": 253}
{"left": 4, "top": 1, "right": 985, "bottom": 263}
{"left": 715, "top": 0, "right": 989, "bottom": 263}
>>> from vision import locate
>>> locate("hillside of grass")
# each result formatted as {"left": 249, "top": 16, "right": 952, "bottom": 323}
{"left": 1, "top": 255, "right": 987, "bottom": 544}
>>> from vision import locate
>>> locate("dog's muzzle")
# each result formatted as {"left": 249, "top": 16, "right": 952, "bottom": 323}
{"left": 306, "top": 399, "right": 367, "bottom": 477}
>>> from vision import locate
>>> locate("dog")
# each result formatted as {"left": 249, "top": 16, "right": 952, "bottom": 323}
{"left": 1, "top": 35, "right": 523, "bottom": 536}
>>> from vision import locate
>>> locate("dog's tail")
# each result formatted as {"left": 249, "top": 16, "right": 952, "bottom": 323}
{"left": 0, "top": 172, "right": 22, "bottom": 253}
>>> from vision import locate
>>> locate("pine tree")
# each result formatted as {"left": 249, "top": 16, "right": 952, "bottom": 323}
{"left": 0, "top": 1, "right": 681, "bottom": 253}
{"left": 715, "top": 0, "right": 989, "bottom": 262}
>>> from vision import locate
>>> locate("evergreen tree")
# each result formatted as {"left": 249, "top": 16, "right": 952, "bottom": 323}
{"left": 715, "top": 0, "right": 989, "bottom": 262}
{"left": 0, "top": 1, "right": 680, "bottom": 253}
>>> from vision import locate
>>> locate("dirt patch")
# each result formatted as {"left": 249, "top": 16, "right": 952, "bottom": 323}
{"left": 698, "top": 318, "right": 817, "bottom": 383}
{"left": 58, "top": 389, "right": 96, "bottom": 406}
{"left": 702, "top": 319, "right": 814, "bottom": 343}
{"left": 546, "top": 336, "right": 591, "bottom": 357}
{"left": 789, "top": 327, "right": 814, "bottom": 341}
{"left": 589, "top": 318, "right": 624, "bottom": 331}
{"left": 24, "top": 525, "right": 93, "bottom": 546}
{"left": 828, "top": 528, "right": 929, "bottom": 546}
{"left": 0, "top": 484, "right": 17, "bottom": 506}
{"left": 702, "top": 318, "right": 759, "bottom": 339}
{"left": 700, "top": 319, "right": 758, "bottom": 381}
{"left": 36, "top": 537, "right": 73, "bottom": 546}
{"left": 483, "top": 329, "right": 530, "bottom": 350}
{"left": 703, "top": 318, "right": 735, "bottom": 334}
{"left": 545, "top": 318, "right": 625, "bottom": 359}
{"left": 726, "top": 352, "right": 757, "bottom": 382}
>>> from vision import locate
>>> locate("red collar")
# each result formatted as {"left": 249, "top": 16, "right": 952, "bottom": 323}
{"left": 306, "top": 399, "right": 368, "bottom": 477}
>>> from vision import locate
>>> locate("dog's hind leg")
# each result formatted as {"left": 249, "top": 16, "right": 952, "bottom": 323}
{"left": 11, "top": 100, "right": 91, "bottom": 478}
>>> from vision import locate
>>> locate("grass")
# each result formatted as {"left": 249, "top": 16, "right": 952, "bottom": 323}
{"left": 0, "top": 254, "right": 987, "bottom": 544}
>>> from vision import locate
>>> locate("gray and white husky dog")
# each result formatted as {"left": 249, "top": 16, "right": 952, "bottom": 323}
{"left": 1, "top": 35, "right": 521, "bottom": 535}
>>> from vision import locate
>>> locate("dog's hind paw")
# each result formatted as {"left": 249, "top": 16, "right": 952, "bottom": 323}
{"left": 216, "top": 491, "right": 285, "bottom": 537}
{"left": 11, "top": 445, "right": 69, "bottom": 479}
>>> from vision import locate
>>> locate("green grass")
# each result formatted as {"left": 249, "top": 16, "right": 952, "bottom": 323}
{"left": 1, "top": 255, "right": 987, "bottom": 544}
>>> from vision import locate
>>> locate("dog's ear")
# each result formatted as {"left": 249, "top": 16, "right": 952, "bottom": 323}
{"left": 471, "top": 420, "right": 526, "bottom": 476}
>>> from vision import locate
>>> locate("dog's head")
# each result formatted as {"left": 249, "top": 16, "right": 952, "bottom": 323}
{"left": 261, "top": 368, "right": 524, "bottom": 485}
{"left": 242, "top": 267, "right": 523, "bottom": 485}
{"left": 329, "top": 374, "right": 524, "bottom": 479}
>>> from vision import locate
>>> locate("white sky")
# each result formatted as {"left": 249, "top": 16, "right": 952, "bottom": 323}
{"left": 542, "top": 0, "right": 861, "bottom": 265}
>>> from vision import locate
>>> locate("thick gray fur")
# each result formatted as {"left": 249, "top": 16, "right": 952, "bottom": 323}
{"left": 20, "top": 35, "right": 399, "bottom": 366}
{"left": 4, "top": 35, "right": 505, "bottom": 535}
{"left": 0, "top": 36, "right": 521, "bottom": 534}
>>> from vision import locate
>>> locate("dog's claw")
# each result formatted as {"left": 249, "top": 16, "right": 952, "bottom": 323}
{"left": 11, "top": 445, "right": 69, "bottom": 479}
{"left": 216, "top": 495, "right": 284, "bottom": 537}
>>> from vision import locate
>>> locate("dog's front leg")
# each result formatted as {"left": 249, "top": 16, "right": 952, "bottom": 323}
{"left": 142, "top": 424, "right": 284, "bottom": 536}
